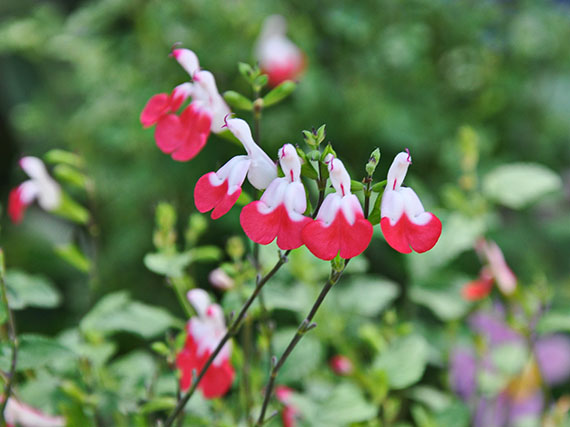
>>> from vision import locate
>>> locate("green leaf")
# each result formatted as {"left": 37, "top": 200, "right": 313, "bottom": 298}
{"left": 254, "top": 73, "right": 269, "bottom": 89}
{"left": 334, "top": 275, "right": 399, "bottom": 317}
{"left": 262, "top": 80, "right": 296, "bottom": 107}
{"left": 52, "top": 192, "right": 89, "bottom": 224}
{"left": 223, "top": 91, "right": 253, "bottom": 111}
{"left": 371, "top": 180, "right": 387, "bottom": 193}
{"left": 274, "top": 328, "right": 323, "bottom": 382}
{"left": 409, "top": 275, "right": 470, "bottom": 321}
{"left": 491, "top": 342, "right": 528, "bottom": 376}
{"left": 536, "top": 311, "right": 570, "bottom": 334}
{"left": 351, "top": 180, "right": 364, "bottom": 192}
{"left": 80, "top": 292, "right": 178, "bottom": 338}
{"left": 483, "top": 163, "right": 562, "bottom": 209}
{"left": 368, "top": 192, "right": 383, "bottom": 225}
{"left": 140, "top": 397, "right": 177, "bottom": 414}
{"left": 263, "top": 281, "right": 313, "bottom": 312}
{"left": 4, "top": 269, "right": 61, "bottom": 309}
{"left": 53, "top": 164, "right": 88, "bottom": 189}
{"left": 0, "top": 334, "right": 74, "bottom": 371}
{"left": 187, "top": 246, "right": 222, "bottom": 263}
{"left": 317, "top": 383, "right": 377, "bottom": 425}
{"left": 408, "top": 386, "right": 452, "bottom": 411}
{"left": 55, "top": 243, "right": 91, "bottom": 272}
{"left": 44, "top": 149, "right": 83, "bottom": 168}
{"left": 238, "top": 62, "right": 254, "bottom": 80}
{"left": 435, "top": 400, "right": 470, "bottom": 427}
{"left": 374, "top": 335, "right": 429, "bottom": 389}
{"left": 144, "top": 252, "right": 192, "bottom": 278}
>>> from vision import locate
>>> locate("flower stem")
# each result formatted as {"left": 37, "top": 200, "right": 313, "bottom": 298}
{"left": 163, "top": 250, "right": 291, "bottom": 427}
{"left": 0, "top": 249, "right": 18, "bottom": 424}
{"left": 255, "top": 264, "right": 347, "bottom": 426}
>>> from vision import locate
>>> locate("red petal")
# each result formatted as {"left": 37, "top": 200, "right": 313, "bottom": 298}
{"left": 240, "top": 203, "right": 309, "bottom": 250}
{"left": 194, "top": 173, "right": 241, "bottom": 219}
{"left": 140, "top": 93, "right": 171, "bottom": 127}
{"left": 8, "top": 187, "right": 27, "bottom": 224}
{"left": 171, "top": 105, "right": 212, "bottom": 162}
{"left": 380, "top": 213, "right": 442, "bottom": 254}
{"left": 154, "top": 114, "right": 184, "bottom": 153}
{"left": 462, "top": 278, "right": 493, "bottom": 301}
{"left": 302, "top": 212, "right": 373, "bottom": 261}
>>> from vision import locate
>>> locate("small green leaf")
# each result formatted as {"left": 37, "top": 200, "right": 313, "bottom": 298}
{"left": 321, "top": 143, "right": 337, "bottom": 161}
{"left": 334, "top": 276, "right": 399, "bottom": 317}
{"left": 238, "top": 62, "right": 254, "bottom": 79}
{"left": 144, "top": 252, "right": 192, "bottom": 278}
{"left": 5, "top": 269, "right": 62, "bottom": 309}
{"left": 263, "top": 80, "right": 296, "bottom": 107}
{"left": 368, "top": 193, "right": 383, "bottom": 225}
{"left": 140, "top": 397, "right": 177, "bottom": 414}
{"left": 318, "top": 383, "right": 377, "bottom": 425}
{"left": 53, "top": 164, "right": 88, "bottom": 189}
{"left": 55, "top": 243, "right": 91, "bottom": 272}
{"left": 483, "top": 163, "right": 562, "bottom": 209}
{"left": 151, "top": 342, "right": 170, "bottom": 356}
{"left": 374, "top": 335, "right": 429, "bottom": 389}
{"left": 0, "top": 334, "right": 74, "bottom": 371}
{"left": 351, "top": 180, "right": 364, "bottom": 192}
{"left": 254, "top": 73, "right": 269, "bottom": 89}
{"left": 371, "top": 180, "right": 387, "bottom": 193}
{"left": 536, "top": 311, "right": 570, "bottom": 334}
{"left": 44, "top": 149, "right": 83, "bottom": 168}
{"left": 52, "top": 192, "right": 89, "bottom": 224}
{"left": 187, "top": 246, "right": 222, "bottom": 263}
{"left": 223, "top": 91, "right": 253, "bottom": 111}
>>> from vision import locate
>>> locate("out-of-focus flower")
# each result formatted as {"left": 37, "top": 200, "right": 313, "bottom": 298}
{"left": 140, "top": 48, "right": 230, "bottom": 162}
{"left": 535, "top": 335, "right": 570, "bottom": 385}
{"left": 275, "top": 386, "right": 299, "bottom": 427}
{"left": 329, "top": 355, "right": 354, "bottom": 375}
{"left": 462, "top": 267, "right": 494, "bottom": 301}
{"left": 2, "top": 397, "right": 65, "bottom": 427}
{"left": 241, "top": 144, "right": 311, "bottom": 250}
{"left": 477, "top": 239, "right": 517, "bottom": 295}
{"left": 449, "top": 347, "right": 478, "bottom": 400}
{"left": 176, "top": 289, "right": 234, "bottom": 398}
{"left": 255, "top": 15, "right": 305, "bottom": 87}
{"left": 208, "top": 268, "right": 234, "bottom": 290}
{"left": 302, "top": 155, "right": 373, "bottom": 260}
{"left": 8, "top": 157, "right": 62, "bottom": 224}
{"left": 380, "top": 150, "right": 442, "bottom": 254}
{"left": 194, "top": 118, "right": 276, "bottom": 219}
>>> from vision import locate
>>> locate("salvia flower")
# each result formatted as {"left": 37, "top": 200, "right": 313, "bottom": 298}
{"left": 302, "top": 155, "right": 373, "bottom": 260}
{"left": 240, "top": 143, "right": 311, "bottom": 250}
{"left": 8, "top": 157, "right": 62, "bottom": 224}
{"left": 2, "top": 397, "right": 65, "bottom": 427}
{"left": 380, "top": 150, "right": 442, "bottom": 253}
{"left": 176, "top": 289, "right": 234, "bottom": 398}
{"left": 275, "top": 386, "right": 300, "bottom": 427}
{"left": 208, "top": 268, "right": 234, "bottom": 290}
{"left": 461, "top": 267, "right": 494, "bottom": 301}
{"left": 255, "top": 15, "right": 305, "bottom": 87}
{"left": 140, "top": 48, "right": 230, "bottom": 162}
{"left": 194, "top": 118, "right": 277, "bottom": 219}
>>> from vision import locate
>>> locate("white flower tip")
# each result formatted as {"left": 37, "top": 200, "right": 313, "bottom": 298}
{"left": 171, "top": 47, "right": 200, "bottom": 77}
{"left": 226, "top": 118, "right": 253, "bottom": 142}
{"left": 324, "top": 153, "right": 335, "bottom": 165}
{"left": 187, "top": 289, "right": 211, "bottom": 317}
{"left": 209, "top": 268, "right": 234, "bottom": 290}
{"left": 20, "top": 156, "right": 47, "bottom": 178}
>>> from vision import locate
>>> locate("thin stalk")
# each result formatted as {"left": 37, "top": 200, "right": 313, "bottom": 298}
{"left": 363, "top": 178, "right": 372, "bottom": 219}
{"left": 164, "top": 250, "right": 291, "bottom": 426}
{"left": 168, "top": 277, "right": 194, "bottom": 318}
{"left": 255, "top": 265, "right": 347, "bottom": 426}
{"left": 0, "top": 249, "right": 18, "bottom": 424}
{"left": 242, "top": 316, "right": 254, "bottom": 426}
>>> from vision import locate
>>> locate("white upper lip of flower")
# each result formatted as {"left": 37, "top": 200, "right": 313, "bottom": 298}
{"left": 19, "top": 156, "right": 61, "bottom": 211}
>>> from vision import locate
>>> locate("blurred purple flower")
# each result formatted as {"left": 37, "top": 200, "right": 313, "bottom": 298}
{"left": 535, "top": 335, "right": 570, "bottom": 385}
{"left": 450, "top": 347, "right": 478, "bottom": 400}
{"left": 469, "top": 311, "right": 522, "bottom": 346}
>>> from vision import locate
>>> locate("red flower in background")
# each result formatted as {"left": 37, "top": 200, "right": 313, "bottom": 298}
{"left": 380, "top": 150, "right": 442, "bottom": 254}
{"left": 176, "top": 289, "right": 234, "bottom": 398}
{"left": 275, "top": 386, "right": 300, "bottom": 427}
{"left": 256, "top": 15, "right": 306, "bottom": 87}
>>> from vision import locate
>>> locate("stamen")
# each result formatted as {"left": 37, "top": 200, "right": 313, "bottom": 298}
{"left": 405, "top": 148, "right": 411, "bottom": 163}
{"left": 169, "top": 42, "right": 183, "bottom": 57}
{"left": 393, "top": 178, "right": 397, "bottom": 190}
{"left": 221, "top": 113, "right": 235, "bottom": 128}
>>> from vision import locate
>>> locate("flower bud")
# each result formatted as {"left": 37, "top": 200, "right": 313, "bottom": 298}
{"left": 330, "top": 355, "right": 354, "bottom": 375}
{"left": 208, "top": 268, "right": 234, "bottom": 290}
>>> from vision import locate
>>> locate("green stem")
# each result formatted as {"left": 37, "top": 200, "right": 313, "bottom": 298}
{"left": 163, "top": 250, "right": 292, "bottom": 426}
{"left": 0, "top": 249, "right": 18, "bottom": 424}
{"left": 169, "top": 277, "right": 194, "bottom": 318}
{"left": 255, "top": 265, "right": 347, "bottom": 426}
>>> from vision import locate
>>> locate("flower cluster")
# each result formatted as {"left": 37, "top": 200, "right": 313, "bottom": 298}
{"left": 140, "top": 47, "right": 442, "bottom": 399}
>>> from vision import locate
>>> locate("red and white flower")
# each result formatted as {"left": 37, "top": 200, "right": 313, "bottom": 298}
{"left": 462, "top": 267, "right": 494, "bottom": 301}
{"left": 240, "top": 144, "right": 311, "bottom": 250}
{"left": 256, "top": 15, "right": 305, "bottom": 87}
{"left": 194, "top": 118, "right": 277, "bottom": 219}
{"left": 140, "top": 48, "right": 230, "bottom": 162}
{"left": 275, "top": 386, "right": 300, "bottom": 427}
{"left": 380, "top": 150, "right": 442, "bottom": 254}
{"left": 176, "top": 289, "right": 234, "bottom": 399}
{"left": 8, "top": 157, "right": 62, "bottom": 224}
{"left": 329, "top": 355, "right": 354, "bottom": 376}
{"left": 2, "top": 397, "right": 64, "bottom": 427}
{"left": 302, "top": 155, "right": 373, "bottom": 260}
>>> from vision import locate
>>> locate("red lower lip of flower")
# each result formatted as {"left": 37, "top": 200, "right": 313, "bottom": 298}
{"left": 194, "top": 173, "right": 242, "bottom": 219}
{"left": 380, "top": 212, "right": 442, "bottom": 254}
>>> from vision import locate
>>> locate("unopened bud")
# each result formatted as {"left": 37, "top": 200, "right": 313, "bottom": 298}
{"left": 329, "top": 355, "right": 354, "bottom": 375}
{"left": 208, "top": 268, "right": 234, "bottom": 290}
{"left": 365, "top": 148, "right": 381, "bottom": 177}
{"left": 156, "top": 202, "right": 176, "bottom": 230}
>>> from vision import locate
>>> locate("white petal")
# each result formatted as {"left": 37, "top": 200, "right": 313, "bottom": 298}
{"left": 339, "top": 194, "right": 363, "bottom": 226}
{"left": 283, "top": 181, "right": 307, "bottom": 220}
{"left": 5, "top": 398, "right": 65, "bottom": 427}
{"left": 278, "top": 144, "right": 301, "bottom": 183}
{"left": 186, "top": 289, "right": 211, "bottom": 318}
{"left": 19, "top": 181, "right": 40, "bottom": 204}
{"left": 315, "top": 193, "right": 342, "bottom": 226}
{"left": 172, "top": 82, "right": 193, "bottom": 102}
{"left": 258, "top": 178, "right": 288, "bottom": 213}
{"left": 387, "top": 151, "right": 411, "bottom": 191}
{"left": 212, "top": 156, "right": 251, "bottom": 194}
{"left": 256, "top": 15, "right": 302, "bottom": 69}
{"left": 172, "top": 48, "right": 200, "bottom": 77}
{"left": 192, "top": 70, "right": 230, "bottom": 133}
{"left": 20, "top": 156, "right": 49, "bottom": 180}
{"left": 327, "top": 157, "right": 351, "bottom": 197}
{"left": 380, "top": 189, "right": 405, "bottom": 225}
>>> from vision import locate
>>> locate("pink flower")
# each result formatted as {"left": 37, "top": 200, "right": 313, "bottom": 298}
{"left": 329, "top": 355, "right": 354, "bottom": 375}
{"left": 176, "top": 289, "right": 234, "bottom": 399}
{"left": 140, "top": 48, "right": 230, "bottom": 162}
{"left": 8, "top": 157, "right": 62, "bottom": 224}
{"left": 476, "top": 239, "right": 517, "bottom": 295}
{"left": 275, "top": 386, "right": 299, "bottom": 427}
{"left": 256, "top": 15, "right": 305, "bottom": 87}
{"left": 380, "top": 150, "right": 442, "bottom": 253}
{"left": 2, "top": 397, "right": 64, "bottom": 427}
{"left": 208, "top": 268, "right": 234, "bottom": 290}
{"left": 240, "top": 144, "right": 311, "bottom": 250}
{"left": 302, "top": 155, "right": 373, "bottom": 260}
{"left": 194, "top": 118, "right": 277, "bottom": 219}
